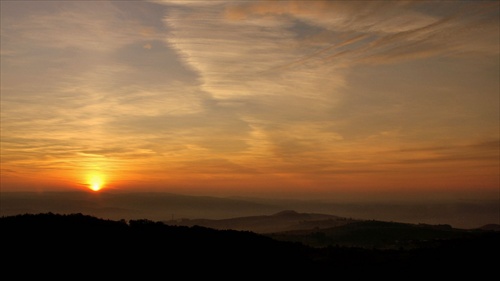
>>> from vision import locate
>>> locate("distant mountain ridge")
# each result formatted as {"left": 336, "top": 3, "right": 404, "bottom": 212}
{"left": 164, "top": 209, "right": 355, "bottom": 233}
{"left": 478, "top": 224, "right": 500, "bottom": 231}
{"left": 1, "top": 191, "right": 498, "bottom": 229}
{"left": 0, "top": 191, "right": 282, "bottom": 221}
{"left": 164, "top": 210, "right": 498, "bottom": 249}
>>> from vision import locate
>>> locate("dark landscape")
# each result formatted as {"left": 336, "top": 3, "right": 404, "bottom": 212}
{"left": 2, "top": 211, "right": 498, "bottom": 278}
{"left": 2, "top": 191, "right": 499, "bottom": 277}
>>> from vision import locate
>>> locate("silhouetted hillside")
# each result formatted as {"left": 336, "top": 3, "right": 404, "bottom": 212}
{"left": 0, "top": 212, "right": 319, "bottom": 278}
{"left": 165, "top": 210, "right": 352, "bottom": 233}
{"left": 1, "top": 213, "right": 498, "bottom": 278}
{"left": 478, "top": 223, "right": 500, "bottom": 231}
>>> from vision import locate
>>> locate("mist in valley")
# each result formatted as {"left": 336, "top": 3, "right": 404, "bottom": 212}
{"left": 1, "top": 191, "right": 498, "bottom": 229}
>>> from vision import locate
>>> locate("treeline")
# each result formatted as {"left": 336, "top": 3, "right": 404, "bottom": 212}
{"left": 1, "top": 213, "right": 498, "bottom": 278}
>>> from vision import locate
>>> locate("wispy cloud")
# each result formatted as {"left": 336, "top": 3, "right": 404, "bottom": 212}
{"left": 1, "top": 1, "right": 165, "bottom": 53}
{"left": 224, "top": 1, "right": 438, "bottom": 33}
{"left": 222, "top": 0, "right": 499, "bottom": 67}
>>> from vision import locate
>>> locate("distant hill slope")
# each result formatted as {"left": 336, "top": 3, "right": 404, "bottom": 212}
{"left": 165, "top": 210, "right": 492, "bottom": 249}
{"left": 164, "top": 209, "right": 356, "bottom": 233}
{"left": 478, "top": 224, "right": 500, "bottom": 231}
{"left": 1, "top": 213, "right": 498, "bottom": 278}
{"left": 266, "top": 220, "right": 478, "bottom": 249}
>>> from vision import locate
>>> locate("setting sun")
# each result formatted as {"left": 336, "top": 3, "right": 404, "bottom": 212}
{"left": 88, "top": 174, "right": 105, "bottom": 192}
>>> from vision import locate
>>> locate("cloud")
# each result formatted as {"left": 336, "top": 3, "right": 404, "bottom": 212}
{"left": 390, "top": 140, "right": 500, "bottom": 166}
{"left": 157, "top": 2, "right": 354, "bottom": 175}
{"left": 222, "top": 0, "right": 499, "bottom": 66}
{"left": 0, "top": 1, "right": 207, "bottom": 179}
{"left": 162, "top": 1, "right": 359, "bottom": 100}
{"left": 225, "top": 1, "right": 438, "bottom": 34}
{"left": 2, "top": 3, "right": 125, "bottom": 52}
{"left": 148, "top": 0, "right": 500, "bottom": 179}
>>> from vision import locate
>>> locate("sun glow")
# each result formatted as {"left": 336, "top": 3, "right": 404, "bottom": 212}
{"left": 88, "top": 174, "right": 105, "bottom": 191}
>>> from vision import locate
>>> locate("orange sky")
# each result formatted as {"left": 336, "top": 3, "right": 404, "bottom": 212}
{"left": 1, "top": 1, "right": 498, "bottom": 200}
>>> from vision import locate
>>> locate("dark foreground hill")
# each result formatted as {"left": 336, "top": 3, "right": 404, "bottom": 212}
{"left": 1, "top": 213, "right": 499, "bottom": 278}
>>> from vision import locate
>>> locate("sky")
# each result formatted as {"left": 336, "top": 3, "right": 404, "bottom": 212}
{"left": 1, "top": 0, "right": 499, "bottom": 201}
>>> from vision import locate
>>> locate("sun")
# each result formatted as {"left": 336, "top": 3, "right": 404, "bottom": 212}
{"left": 87, "top": 174, "right": 105, "bottom": 192}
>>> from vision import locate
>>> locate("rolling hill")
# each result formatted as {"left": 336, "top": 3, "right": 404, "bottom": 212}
{"left": 163, "top": 209, "right": 357, "bottom": 233}
{"left": 266, "top": 220, "right": 478, "bottom": 249}
{"left": 164, "top": 209, "right": 498, "bottom": 249}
